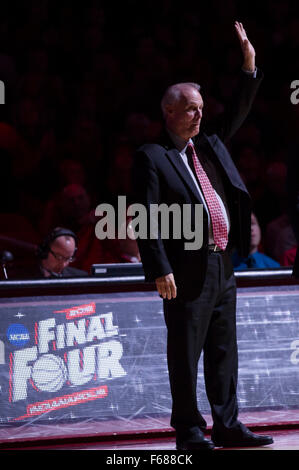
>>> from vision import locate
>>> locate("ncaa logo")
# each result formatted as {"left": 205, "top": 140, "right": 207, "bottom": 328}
{"left": 6, "top": 324, "right": 30, "bottom": 347}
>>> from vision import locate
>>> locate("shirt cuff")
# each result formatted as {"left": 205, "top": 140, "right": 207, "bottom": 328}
{"left": 242, "top": 66, "right": 257, "bottom": 78}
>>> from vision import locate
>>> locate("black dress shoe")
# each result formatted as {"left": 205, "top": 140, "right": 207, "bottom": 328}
{"left": 212, "top": 427, "right": 273, "bottom": 448}
{"left": 176, "top": 437, "right": 215, "bottom": 451}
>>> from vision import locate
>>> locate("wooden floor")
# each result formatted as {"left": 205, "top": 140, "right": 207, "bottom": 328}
{"left": 1, "top": 428, "right": 298, "bottom": 452}
{"left": 8, "top": 428, "right": 296, "bottom": 451}
{"left": 1, "top": 410, "right": 298, "bottom": 452}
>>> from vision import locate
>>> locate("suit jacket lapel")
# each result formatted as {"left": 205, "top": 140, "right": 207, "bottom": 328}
{"left": 157, "top": 130, "right": 205, "bottom": 203}
{"left": 197, "top": 133, "right": 249, "bottom": 194}
{"left": 165, "top": 147, "right": 207, "bottom": 205}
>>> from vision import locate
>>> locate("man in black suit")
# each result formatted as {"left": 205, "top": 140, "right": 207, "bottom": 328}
{"left": 132, "top": 22, "right": 273, "bottom": 450}
{"left": 287, "top": 151, "right": 299, "bottom": 277}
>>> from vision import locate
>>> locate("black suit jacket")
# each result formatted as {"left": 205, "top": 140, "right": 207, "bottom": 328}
{"left": 286, "top": 151, "right": 299, "bottom": 278}
{"left": 293, "top": 249, "right": 299, "bottom": 278}
{"left": 132, "top": 70, "right": 263, "bottom": 298}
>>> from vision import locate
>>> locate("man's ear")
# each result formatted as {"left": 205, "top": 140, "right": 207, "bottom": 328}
{"left": 164, "top": 103, "right": 174, "bottom": 116}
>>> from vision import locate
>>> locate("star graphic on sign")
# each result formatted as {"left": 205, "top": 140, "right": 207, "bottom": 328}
{"left": 14, "top": 312, "right": 25, "bottom": 319}
{"left": 109, "top": 404, "right": 119, "bottom": 411}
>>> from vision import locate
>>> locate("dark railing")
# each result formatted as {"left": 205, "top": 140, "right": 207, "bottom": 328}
{"left": 0, "top": 264, "right": 297, "bottom": 298}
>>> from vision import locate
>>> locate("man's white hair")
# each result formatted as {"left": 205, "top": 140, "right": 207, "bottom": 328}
{"left": 161, "top": 82, "right": 201, "bottom": 117}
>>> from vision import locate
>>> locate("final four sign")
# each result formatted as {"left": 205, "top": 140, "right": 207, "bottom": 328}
{"left": 0, "top": 291, "right": 169, "bottom": 425}
{"left": 1, "top": 285, "right": 299, "bottom": 428}
{"left": 7, "top": 303, "right": 127, "bottom": 420}
{"left": 10, "top": 308, "right": 126, "bottom": 406}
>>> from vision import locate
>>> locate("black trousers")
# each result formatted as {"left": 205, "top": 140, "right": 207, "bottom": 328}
{"left": 163, "top": 251, "right": 239, "bottom": 436}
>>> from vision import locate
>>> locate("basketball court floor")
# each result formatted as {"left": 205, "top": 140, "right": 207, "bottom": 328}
{"left": 0, "top": 409, "right": 298, "bottom": 451}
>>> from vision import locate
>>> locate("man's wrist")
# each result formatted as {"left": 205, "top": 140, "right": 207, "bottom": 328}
{"left": 242, "top": 65, "right": 257, "bottom": 77}
{"left": 242, "top": 60, "right": 256, "bottom": 73}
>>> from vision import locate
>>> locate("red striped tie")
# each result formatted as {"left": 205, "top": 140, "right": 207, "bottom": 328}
{"left": 186, "top": 142, "right": 228, "bottom": 250}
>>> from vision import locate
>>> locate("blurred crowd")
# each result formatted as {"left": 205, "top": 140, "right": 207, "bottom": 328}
{"left": 0, "top": 0, "right": 299, "bottom": 277}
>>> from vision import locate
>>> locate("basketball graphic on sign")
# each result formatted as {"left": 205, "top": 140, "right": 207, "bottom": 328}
{"left": 31, "top": 354, "right": 67, "bottom": 392}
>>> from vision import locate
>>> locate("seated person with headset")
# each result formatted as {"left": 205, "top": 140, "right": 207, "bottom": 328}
{"left": 12, "top": 227, "right": 88, "bottom": 279}
{"left": 37, "top": 227, "right": 88, "bottom": 278}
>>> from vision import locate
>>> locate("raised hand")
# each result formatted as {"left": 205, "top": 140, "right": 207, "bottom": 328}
{"left": 235, "top": 21, "right": 256, "bottom": 72}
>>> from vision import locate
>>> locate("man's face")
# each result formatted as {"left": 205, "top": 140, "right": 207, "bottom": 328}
{"left": 42, "top": 236, "right": 76, "bottom": 275}
{"left": 250, "top": 213, "right": 261, "bottom": 251}
{"left": 165, "top": 86, "right": 204, "bottom": 141}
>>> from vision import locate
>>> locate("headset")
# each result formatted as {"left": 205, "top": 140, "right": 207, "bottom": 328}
{"left": 37, "top": 227, "right": 78, "bottom": 260}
